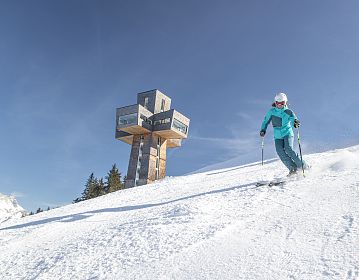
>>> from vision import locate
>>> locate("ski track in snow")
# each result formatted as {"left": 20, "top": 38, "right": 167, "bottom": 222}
{"left": 0, "top": 146, "right": 359, "bottom": 279}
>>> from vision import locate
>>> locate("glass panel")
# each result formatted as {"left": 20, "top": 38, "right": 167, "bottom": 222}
{"left": 139, "top": 140, "right": 144, "bottom": 157}
{"left": 135, "top": 135, "right": 144, "bottom": 185}
{"left": 173, "top": 119, "right": 188, "bottom": 134}
{"left": 118, "top": 113, "right": 138, "bottom": 126}
{"left": 161, "top": 99, "right": 165, "bottom": 112}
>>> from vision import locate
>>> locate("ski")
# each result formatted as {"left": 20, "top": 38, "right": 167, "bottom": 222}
{"left": 268, "top": 180, "right": 286, "bottom": 186}
{"left": 255, "top": 172, "right": 307, "bottom": 187}
{"left": 255, "top": 180, "right": 286, "bottom": 187}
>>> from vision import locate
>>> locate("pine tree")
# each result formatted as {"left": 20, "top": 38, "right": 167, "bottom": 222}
{"left": 81, "top": 173, "right": 97, "bottom": 200}
{"left": 73, "top": 197, "right": 82, "bottom": 203}
{"left": 106, "top": 164, "right": 124, "bottom": 193}
{"left": 92, "top": 178, "right": 106, "bottom": 198}
{"left": 36, "top": 208, "right": 43, "bottom": 214}
{"left": 85, "top": 175, "right": 107, "bottom": 200}
{"left": 73, "top": 166, "right": 125, "bottom": 203}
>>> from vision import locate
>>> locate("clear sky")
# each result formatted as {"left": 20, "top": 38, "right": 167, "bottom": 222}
{"left": 1, "top": 0, "right": 358, "bottom": 211}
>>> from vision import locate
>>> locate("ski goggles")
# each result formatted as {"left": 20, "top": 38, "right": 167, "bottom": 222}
{"left": 275, "top": 101, "right": 286, "bottom": 106}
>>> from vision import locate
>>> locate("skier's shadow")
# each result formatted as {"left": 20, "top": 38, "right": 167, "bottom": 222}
{"left": 0, "top": 181, "right": 262, "bottom": 231}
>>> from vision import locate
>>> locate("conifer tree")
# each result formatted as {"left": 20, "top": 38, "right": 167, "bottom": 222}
{"left": 85, "top": 175, "right": 107, "bottom": 200}
{"left": 106, "top": 164, "right": 124, "bottom": 193}
{"left": 92, "top": 178, "right": 106, "bottom": 198}
{"left": 81, "top": 173, "right": 97, "bottom": 200}
{"left": 73, "top": 197, "right": 82, "bottom": 203}
{"left": 73, "top": 166, "right": 125, "bottom": 203}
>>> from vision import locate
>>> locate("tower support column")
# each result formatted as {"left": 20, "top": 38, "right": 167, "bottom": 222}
{"left": 125, "top": 133, "right": 167, "bottom": 188}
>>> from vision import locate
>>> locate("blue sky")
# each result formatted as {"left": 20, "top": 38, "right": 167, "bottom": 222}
{"left": 1, "top": 0, "right": 358, "bottom": 211}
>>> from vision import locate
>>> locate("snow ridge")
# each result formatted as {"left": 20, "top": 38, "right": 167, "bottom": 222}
{"left": 0, "top": 193, "right": 26, "bottom": 224}
{"left": 0, "top": 146, "right": 358, "bottom": 279}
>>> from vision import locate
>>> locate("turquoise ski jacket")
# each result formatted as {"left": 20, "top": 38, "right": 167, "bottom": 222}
{"left": 260, "top": 104, "right": 298, "bottom": 139}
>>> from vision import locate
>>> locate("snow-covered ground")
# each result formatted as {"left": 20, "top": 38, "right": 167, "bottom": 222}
{"left": 0, "top": 193, "right": 26, "bottom": 224}
{"left": 0, "top": 145, "right": 358, "bottom": 280}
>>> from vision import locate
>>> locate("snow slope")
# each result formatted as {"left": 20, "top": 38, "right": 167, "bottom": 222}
{"left": 0, "top": 146, "right": 358, "bottom": 280}
{"left": 0, "top": 193, "right": 26, "bottom": 224}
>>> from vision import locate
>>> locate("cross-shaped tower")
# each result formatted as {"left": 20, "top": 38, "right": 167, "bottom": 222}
{"left": 115, "top": 89, "right": 190, "bottom": 188}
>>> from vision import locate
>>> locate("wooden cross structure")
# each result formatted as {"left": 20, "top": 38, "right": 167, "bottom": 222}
{"left": 116, "top": 89, "right": 190, "bottom": 188}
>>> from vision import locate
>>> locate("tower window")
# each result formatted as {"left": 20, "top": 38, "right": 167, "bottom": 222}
{"left": 118, "top": 113, "right": 137, "bottom": 126}
{"left": 173, "top": 118, "right": 188, "bottom": 134}
{"left": 156, "top": 137, "right": 161, "bottom": 179}
{"left": 135, "top": 135, "right": 145, "bottom": 186}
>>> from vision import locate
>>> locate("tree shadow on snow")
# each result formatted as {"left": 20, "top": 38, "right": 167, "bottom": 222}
{"left": 0, "top": 180, "right": 262, "bottom": 231}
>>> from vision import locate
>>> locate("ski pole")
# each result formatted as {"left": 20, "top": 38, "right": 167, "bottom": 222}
{"left": 261, "top": 137, "right": 264, "bottom": 166}
{"left": 297, "top": 128, "right": 305, "bottom": 177}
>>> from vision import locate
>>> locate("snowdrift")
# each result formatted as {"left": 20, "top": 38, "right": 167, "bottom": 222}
{"left": 0, "top": 146, "right": 358, "bottom": 279}
{"left": 0, "top": 193, "right": 26, "bottom": 224}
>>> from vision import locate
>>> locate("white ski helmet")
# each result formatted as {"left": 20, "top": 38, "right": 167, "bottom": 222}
{"left": 274, "top": 92, "right": 288, "bottom": 102}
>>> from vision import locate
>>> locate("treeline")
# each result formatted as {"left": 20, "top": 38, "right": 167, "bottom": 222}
{"left": 29, "top": 206, "right": 53, "bottom": 216}
{"left": 73, "top": 164, "right": 125, "bottom": 203}
{"left": 27, "top": 164, "right": 125, "bottom": 215}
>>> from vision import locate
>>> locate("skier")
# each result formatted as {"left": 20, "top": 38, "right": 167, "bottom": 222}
{"left": 260, "top": 92, "right": 309, "bottom": 176}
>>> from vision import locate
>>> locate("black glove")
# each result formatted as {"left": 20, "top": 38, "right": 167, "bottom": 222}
{"left": 260, "top": 130, "right": 266, "bottom": 137}
{"left": 294, "top": 119, "right": 300, "bottom": 128}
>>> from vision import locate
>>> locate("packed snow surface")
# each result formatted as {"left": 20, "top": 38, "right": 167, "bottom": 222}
{"left": 1, "top": 146, "right": 359, "bottom": 279}
{"left": 0, "top": 193, "right": 26, "bottom": 224}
